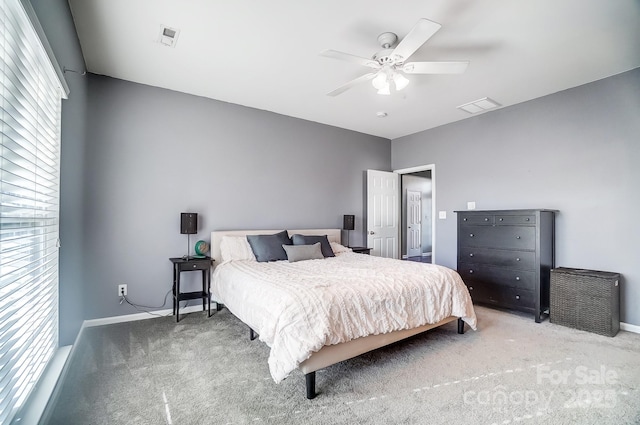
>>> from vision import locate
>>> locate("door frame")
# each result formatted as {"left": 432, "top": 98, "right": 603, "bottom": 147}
{"left": 393, "top": 164, "right": 436, "bottom": 262}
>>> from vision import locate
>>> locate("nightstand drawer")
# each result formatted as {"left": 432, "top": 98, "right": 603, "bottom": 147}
{"left": 350, "top": 247, "right": 371, "bottom": 255}
{"left": 178, "top": 260, "right": 210, "bottom": 271}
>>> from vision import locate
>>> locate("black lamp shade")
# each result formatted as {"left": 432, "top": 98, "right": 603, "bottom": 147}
{"left": 180, "top": 213, "right": 198, "bottom": 234}
{"left": 343, "top": 214, "right": 355, "bottom": 231}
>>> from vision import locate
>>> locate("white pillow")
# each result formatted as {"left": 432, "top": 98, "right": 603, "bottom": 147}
{"left": 220, "top": 236, "right": 256, "bottom": 262}
{"left": 330, "top": 242, "right": 352, "bottom": 254}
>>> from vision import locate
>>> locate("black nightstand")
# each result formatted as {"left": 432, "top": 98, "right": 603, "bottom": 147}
{"left": 169, "top": 257, "right": 214, "bottom": 322}
{"left": 349, "top": 247, "right": 371, "bottom": 255}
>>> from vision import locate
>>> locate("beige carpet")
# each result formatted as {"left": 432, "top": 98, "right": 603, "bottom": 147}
{"left": 44, "top": 305, "right": 640, "bottom": 424}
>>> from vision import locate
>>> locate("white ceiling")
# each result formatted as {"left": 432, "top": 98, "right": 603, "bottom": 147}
{"left": 67, "top": 0, "right": 640, "bottom": 140}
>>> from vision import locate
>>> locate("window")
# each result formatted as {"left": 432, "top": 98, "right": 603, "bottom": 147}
{"left": 0, "top": 0, "right": 65, "bottom": 423}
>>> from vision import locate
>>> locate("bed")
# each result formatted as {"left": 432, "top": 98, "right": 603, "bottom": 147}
{"left": 210, "top": 229, "right": 477, "bottom": 399}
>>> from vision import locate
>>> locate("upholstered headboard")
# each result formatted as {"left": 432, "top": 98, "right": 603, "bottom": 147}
{"left": 210, "top": 229, "right": 341, "bottom": 265}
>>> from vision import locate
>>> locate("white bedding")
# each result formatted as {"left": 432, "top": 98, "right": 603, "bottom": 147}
{"left": 212, "top": 252, "right": 477, "bottom": 383}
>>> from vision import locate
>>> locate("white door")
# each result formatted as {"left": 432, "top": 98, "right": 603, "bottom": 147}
{"left": 406, "top": 190, "right": 422, "bottom": 257}
{"left": 366, "top": 170, "right": 399, "bottom": 258}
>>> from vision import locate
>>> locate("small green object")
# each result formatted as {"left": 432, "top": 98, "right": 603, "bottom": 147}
{"left": 194, "top": 240, "right": 210, "bottom": 257}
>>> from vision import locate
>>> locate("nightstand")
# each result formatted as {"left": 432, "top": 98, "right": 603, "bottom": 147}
{"left": 349, "top": 247, "right": 371, "bottom": 255}
{"left": 169, "top": 257, "right": 214, "bottom": 322}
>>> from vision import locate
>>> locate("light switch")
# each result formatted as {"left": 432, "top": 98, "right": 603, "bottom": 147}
{"left": 467, "top": 201, "right": 476, "bottom": 210}
{"left": 438, "top": 211, "right": 447, "bottom": 219}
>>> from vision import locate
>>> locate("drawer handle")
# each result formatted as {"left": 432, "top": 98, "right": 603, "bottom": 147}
{"left": 515, "top": 295, "right": 520, "bottom": 300}
{"left": 463, "top": 218, "right": 468, "bottom": 221}
{"left": 193, "top": 264, "right": 197, "bottom": 268}
{"left": 526, "top": 218, "right": 530, "bottom": 221}
{"left": 469, "top": 270, "right": 474, "bottom": 274}
{"left": 469, "top": 253, "right": 474, "bottom": 257}
{"left": 469, "top": 233, "right": 474, "bottom": 237}
{"left": 499, "top": 218, "right": 504, "bottom": 221}
{"left": 516, "top": 258, "right": 520, "bottom": 261}
{"left": 515, "top": 276, "right": 520, "bottom": 281}
{"left": 484, "top": 218, "right": 489, "bottom": 221}
{"left": 469, "top": 286, "right": 473, "bottom": 291}
{"left": 516, "top": 236, "right": 521, "bottom": 239}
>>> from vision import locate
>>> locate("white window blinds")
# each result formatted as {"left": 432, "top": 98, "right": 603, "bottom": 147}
{"left": 0, "top": 0, "right": 64, "bottom": 423}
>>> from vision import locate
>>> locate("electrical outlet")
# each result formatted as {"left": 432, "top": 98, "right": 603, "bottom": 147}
{"left": 118, "top": 284, "right": 127, "bottom": 297}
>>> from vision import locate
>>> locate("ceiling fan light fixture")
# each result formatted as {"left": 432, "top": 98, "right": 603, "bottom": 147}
{"left": 393, "top": 73, "right": 409, "bottom": 91}
{"left": 377, "top": 84, "right": 391, "bottom": 95}
{"left": 371, "top": 73, "right": 387, "bottom": 90}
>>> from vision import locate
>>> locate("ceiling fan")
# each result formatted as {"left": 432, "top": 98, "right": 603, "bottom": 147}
{"left": 321, "top": 18, "right": 469, "bottom": 96}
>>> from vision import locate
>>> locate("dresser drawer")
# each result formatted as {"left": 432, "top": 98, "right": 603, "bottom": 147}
{"left": 459, "top": 247, "right": 535, "bottom": 270}
{"left": 178, "top": 260, "right": 210, "bottom": 271}
{"left": 459, "top": 262, "right": 536, "bottom": 290}
{"left": 460, "top": 215, "right": 494, "bottom": 226}
{"left": 495, "top": 214, "right": 536, "bottom": 225}
{"left": 458, "top": 225, "right": 536, "bottom": 250}
{"left": 465, "top": 282, "right": 535, "bottom": 309}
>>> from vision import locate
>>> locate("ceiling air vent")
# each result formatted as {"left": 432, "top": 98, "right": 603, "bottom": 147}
{"left": 457, "top": 97, "right": 501, "bottom": 114}
{"left": 159, "top": 25, "right": 180, "bottom": 47}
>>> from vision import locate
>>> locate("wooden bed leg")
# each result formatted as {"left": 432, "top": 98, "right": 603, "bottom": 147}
{"left": 457, "top": 318, "right": 465, "bottom": 334}
{"left": 249, "top": 328, "right": 257, "bottom": 341}
{"left": 305, "top": 372, "right": 316, "bottom": 399}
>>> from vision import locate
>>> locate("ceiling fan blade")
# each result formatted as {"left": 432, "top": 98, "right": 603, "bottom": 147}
{"left": 391, "top": 18, "right": 442, "bottom": 63}
{"left": 402, "top": 61, "right": 469, "bottom": 74}
{"left": 320, "top": 50, "right": 380, "bottom": 69}
{"left": 326, "top": 72, "right": 377, "bottom": 97}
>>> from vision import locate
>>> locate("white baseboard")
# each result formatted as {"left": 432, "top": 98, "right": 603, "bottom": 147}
{"left": 83, "top": 304, "right": 208, "bottom": 327}
{"left": 621, "top": 322, "right": 640, "bottom": 334}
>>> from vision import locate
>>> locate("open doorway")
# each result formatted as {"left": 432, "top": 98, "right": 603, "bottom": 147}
{"left": 365, "top": 165, "right": 436, "bottom": 261}
{"left": 400, "top": 171, "right": 432, "bottom": 263}
{"left": 393, "top": 164, "right": 435, "bottom": 263}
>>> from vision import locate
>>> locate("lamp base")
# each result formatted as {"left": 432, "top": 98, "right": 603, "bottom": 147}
{"left": 184, "top": 234, "right": 191, "bottom": 259}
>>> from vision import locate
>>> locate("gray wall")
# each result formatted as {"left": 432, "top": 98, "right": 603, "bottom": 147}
{"left": 31, "top": 0, "right": 88, "bottom": 346}
{"left": 391, "top": 68, "right": 640, "bottom": 326}
{"left": 84, "top": 75, "right": 390, "bottom": 319}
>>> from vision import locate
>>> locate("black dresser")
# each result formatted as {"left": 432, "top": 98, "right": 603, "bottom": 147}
{"left": 456, "top": 209, "right": 556, "bottom": 322}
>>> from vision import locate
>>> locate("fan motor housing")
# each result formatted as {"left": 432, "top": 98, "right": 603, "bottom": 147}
{"left": 373, "top": 32, "right": 399, "bottom": 65}
{"left": 373, "top": 48, "right": 395, "bottom": 64}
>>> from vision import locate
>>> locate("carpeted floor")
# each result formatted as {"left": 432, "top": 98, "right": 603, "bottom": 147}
{"left": 44, "top": 306, "right": 640, "bottom": 425}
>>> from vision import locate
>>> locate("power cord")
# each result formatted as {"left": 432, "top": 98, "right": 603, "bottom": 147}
{"left": 120, "top": 289, "right": 186, "bottom": 317}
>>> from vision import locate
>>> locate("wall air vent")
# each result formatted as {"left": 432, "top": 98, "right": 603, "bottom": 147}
{"left": 457, "top": 97, "right": 501, "bottom": 114}
{"left": 159, "top": 25, "right": 180, "bottom": 47}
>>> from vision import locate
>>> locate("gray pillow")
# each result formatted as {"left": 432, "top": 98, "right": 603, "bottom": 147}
{"left": 246, "top": 230, "right": 292, "bottom": 262}
{"left": 291, "top": 234, "right": 335, "bottom": 257}
{"left": 282, "top": 243, "right": 324, "bottom": 263}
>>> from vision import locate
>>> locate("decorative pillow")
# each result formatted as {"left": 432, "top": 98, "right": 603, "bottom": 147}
{"left": 219, "top": 236, "right": 256, "bottom": 262}
{"left": 330, "top": 242, "right": 352, "bottom": 254}
{"left": 291, "top": 234, "right": 335, "bottom": 257}
{"left": 282, "top": 242, "right": 324, "bottom": 263}
{"left": 246, "top": 230, "right": 292, "bottom": 262}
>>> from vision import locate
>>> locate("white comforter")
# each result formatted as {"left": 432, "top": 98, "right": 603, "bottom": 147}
{"left": 211, "top": 252, "right": 477, "bottom": 383}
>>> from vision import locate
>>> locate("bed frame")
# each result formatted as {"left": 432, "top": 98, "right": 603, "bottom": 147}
{"left": 210, "top": 229, "right": 465, "bottom": 399}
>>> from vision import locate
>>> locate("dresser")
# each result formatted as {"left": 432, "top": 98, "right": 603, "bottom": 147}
{"left": 456, "top": 209, "right": 556, "bottom": 322}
